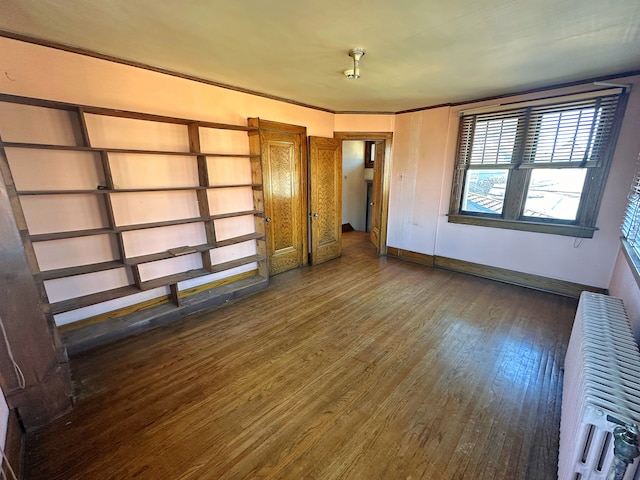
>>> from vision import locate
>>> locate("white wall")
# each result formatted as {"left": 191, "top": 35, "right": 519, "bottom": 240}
{"left": 388, "top": 74, "right": 640, "bottom": 289}
{"left": 342, "top": 141, "right": 367, "bottom": 231}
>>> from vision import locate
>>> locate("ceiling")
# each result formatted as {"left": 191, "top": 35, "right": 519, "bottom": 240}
{"left": 1, "top": 0, "right": 639, "bottom": 113}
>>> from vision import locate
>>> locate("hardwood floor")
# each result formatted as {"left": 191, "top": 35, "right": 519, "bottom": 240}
{"left": 24, "top": 232, "right": 577, "bottom": 480}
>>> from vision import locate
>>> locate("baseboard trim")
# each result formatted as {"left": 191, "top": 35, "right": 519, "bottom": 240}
{"left": 387, "top": 247, "right": 435, "bottom": 267}
{"left": 387, "top": 245, "right": 606, "bottom": 298}
{"left": 2, "top": 408, "right": 23, "bottom": 480}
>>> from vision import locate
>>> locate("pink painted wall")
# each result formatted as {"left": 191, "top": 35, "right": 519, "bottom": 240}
{"left": 334, "top": 114, "right": 395, "bottom": 132}
{"left": 3, "top": 34, "right": 639, "bottom": 319}
{"left": 389, "top": 75, "right": 640, "bottom": 289}
{"left": 609, "top": 251, "right": 640, "bottom": 342}
{"left": 0, "top": 37, "right": 335, "bottom": 136}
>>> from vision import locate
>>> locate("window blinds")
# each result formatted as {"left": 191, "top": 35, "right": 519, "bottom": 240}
{"left": 456, "top": 91, "right": 623, "bottom": 170}
{"left": 622, "top": 154, "right": 640, "bottom": 257}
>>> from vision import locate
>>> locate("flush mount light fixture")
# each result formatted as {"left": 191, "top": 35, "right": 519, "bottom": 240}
{"left": 344, "top": 48, "right": 365, "bottom": 79}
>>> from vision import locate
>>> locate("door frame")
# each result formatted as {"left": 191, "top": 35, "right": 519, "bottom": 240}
{"left": 248, "top": 118, "right": 309, "bottom": 267}
{"left": 334, "top": 132, "right": 392, "bottom": 255}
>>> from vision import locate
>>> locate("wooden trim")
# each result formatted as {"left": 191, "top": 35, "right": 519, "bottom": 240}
{"left": 388, "top": 245, "right": 605, "bottom": 298}
{"left": 333, "top": 132, "right": 393, "bottom": 141}
{"left": 620, "top": 238, "right": 640, "bottom": 289}
{"left": 395, "top": 70, "right": 640, "bottom": 114}
{"left": 2, "top": 408, "right": 23, "bottom": 480}
{"left": 434, "top": 255, "right": 606, "bottom": 298}
{"left": 57, "top": 294, "right": 172, "bottom": 333}
{"left": 334, "top": 132, "right": 393, "bottom": 255}
{"left": 0, "top": 94, "right": 256, "bottom": 132}
{"left": 249, "top": 118, "right": 307, "bottom": 134}
{"left": 62, "top": 272, "right": 268, "bottom": 356}
{"left": 0, "top": 31, "right": 336, "bottom": 114}
{"left": 447, "top": 214, "right": 597, "bottom": 238}
{"left": 387, "top": 247, "right": 435, "bottom": 267}
{"left": 333, "top": 111, "right": 396, "bottom": 115}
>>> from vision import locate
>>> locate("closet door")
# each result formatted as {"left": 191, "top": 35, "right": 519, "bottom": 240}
{"left": 309, "top": 136, "right": 342, "bottom": 265}
{"left": 259, "top": 129, "right": 305, "bottom": 275}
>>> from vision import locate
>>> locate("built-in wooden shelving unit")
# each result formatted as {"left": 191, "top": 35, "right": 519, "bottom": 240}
{"left": 0, "top": 94, "right": 269, "bottom": 353}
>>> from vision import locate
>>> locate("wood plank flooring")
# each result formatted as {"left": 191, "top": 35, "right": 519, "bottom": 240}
{"left": 23, "top": 232, "right": 577, "bottom": 480}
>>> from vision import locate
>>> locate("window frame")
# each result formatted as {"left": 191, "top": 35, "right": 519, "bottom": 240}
{"left": 448, "top": 89, "right": 628, "bottom": 238}
{"left": 621, "top": 155, "right": 640, "bottom": 286}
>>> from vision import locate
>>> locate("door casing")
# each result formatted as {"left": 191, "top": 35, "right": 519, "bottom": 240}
{"left": 334, "top": 132, "right": 393, "bottom": 255}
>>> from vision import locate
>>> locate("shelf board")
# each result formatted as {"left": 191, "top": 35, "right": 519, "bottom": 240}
{"left": 81, "top": 106, "right": 258, "bottom": 132}
{"left": 31, "top": 227, "right": 114, "bottom": 242}
{"left": 139, "top": 268, "right": 210, "bottom": 291}
{"left": 17, "top": 187, "right": 208, "bottom": 195}
{"left": 17, "top": 189, "right": 110, "bottom": 196}
{"left": 116, "top": 217, "right": 205, "bottom": 232}
{"left": 211, "top": 255, "right": 266, "bottom": 273}
{"left": 211, "top": 210, "right": 261, "bottom": 220}
{"left": 216, "top": 232, "right": 265, "bottom": 248}
{"left": 0, "top": 94, "right": 258, "bottom": 132}
{"left": 124, "top": 243, "right": 213, "bottom": 266}
{"left": 110, "top": 187, "right": 206, "bottom": 193}
{"left": 208, "top": 184, "right": 262, "bottom": 189}
{"left": 50, "top": 285, "right": 141, "bottom": 315}
{"left": 2, "top": 142, "right": 259, "bottom": 158}
{"left": 39, "top": 260, "right": 126, "bottom": 281}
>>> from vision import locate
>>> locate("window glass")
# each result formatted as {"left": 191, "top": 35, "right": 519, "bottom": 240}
{"left": 523, "top": 169, "right": 587, "bottom": 220}
{"left": 461, "top": 169, "right": 509, "bottom": 215}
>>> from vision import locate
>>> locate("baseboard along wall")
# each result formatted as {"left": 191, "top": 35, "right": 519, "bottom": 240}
{"left": 387, "top": 246, "right": 606, "bottom": 299}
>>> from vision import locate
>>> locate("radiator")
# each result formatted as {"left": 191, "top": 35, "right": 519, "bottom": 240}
{"left": 559, "top": 292, "right": 640, "bottom": 480}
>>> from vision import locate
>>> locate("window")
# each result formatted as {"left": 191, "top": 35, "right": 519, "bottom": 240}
{"left": 622, "top": 155, "right": 640, "bottom": 262}
{"left": 364, "top": 141, "right": 375, "bottom": 168}
{"left": 448, "top": 89, "right": 627, "bottom": 237}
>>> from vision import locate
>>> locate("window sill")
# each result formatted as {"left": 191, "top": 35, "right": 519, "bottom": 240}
{"left": 447, "top": 214, "right": 597, "bottom": 238}
{"left": 620, "top": 238, "right": 640, "bottom": 289}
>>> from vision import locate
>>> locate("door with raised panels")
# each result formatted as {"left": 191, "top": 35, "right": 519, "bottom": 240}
{"left": 260, "top": 130, "right": 304, "bottom": 275}
{"left": 309, "top": 136, "right": 342, "bottom": 265}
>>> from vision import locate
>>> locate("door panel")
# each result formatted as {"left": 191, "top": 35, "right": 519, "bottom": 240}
{"left": 261, "top": 131, "right": 303, "bottom": 275}
{"left": 370, "top": 140, "right": 384, "bottom": 251}
{"left": 309, "top": 136, "right": 342, "bottom": 265}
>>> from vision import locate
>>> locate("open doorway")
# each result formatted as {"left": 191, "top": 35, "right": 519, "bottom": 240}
{"left": 341, "top": 140, "right": 371, "bottom": 233}
{"left": 334, "top": 132, "right": 392, "bottom": 255}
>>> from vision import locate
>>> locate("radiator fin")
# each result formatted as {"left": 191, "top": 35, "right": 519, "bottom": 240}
{"left": 559, "top": 292, "right": 640, "bottom": 480}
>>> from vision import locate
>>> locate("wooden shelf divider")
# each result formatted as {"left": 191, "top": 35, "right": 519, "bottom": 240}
{"left": 38, "top": 260, "right": 126, "bottom": 281}
{"left": 1, "top": 141, "right": 259, "bottom": 158}
{"left": 50, "top": 285, "right": 142, "bottom": 315}
{"left": 1, "top": 93, "right": 269, "bottom": 351}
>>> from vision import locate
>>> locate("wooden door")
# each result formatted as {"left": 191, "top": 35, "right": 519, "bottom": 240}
{"left": 309, "top": 136, "right": 342, "bottom": 265}
{"left": 261, "top": 130, "right": 304, "bottom": 275}
{"left": 370, "top": 140, "right": 385, "bottom": 250}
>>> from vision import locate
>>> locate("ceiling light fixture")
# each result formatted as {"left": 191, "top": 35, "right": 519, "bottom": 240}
{"left": 344, "top": 48, "right": 365, "bottom": 79}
